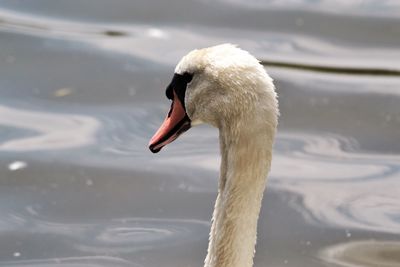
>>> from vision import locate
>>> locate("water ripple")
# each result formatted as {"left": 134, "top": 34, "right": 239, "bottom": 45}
{"left": 320, "top": 240, "right": 400, "bottom": 267}
{"left": 0, "top": 256, "right": 137, "bottom": 267}
{"left": 0, "top": 211, "right": 209, "bottom": 255}
{"left": 214, "top": 0, "right": 400, "bottom": 17}
{"left": 0, "top": 7, "right": 399, "bottom": 71}
{"left": 0, "top": 105, "right": 99, "bottom": 151}
{"left": 76, "top": 218, "right": 209, "bottom": 254}
{"left": 271, "top": 132, "right": 400, "bottom": 234}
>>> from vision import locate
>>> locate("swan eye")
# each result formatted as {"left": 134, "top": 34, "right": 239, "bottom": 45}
{"left": 183, "top": 72, "right": 193, "bottom": 83}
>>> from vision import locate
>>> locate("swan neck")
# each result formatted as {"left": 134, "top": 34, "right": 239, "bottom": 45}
{"left": 204, "top": 121, "right": 274, "bottom": 267}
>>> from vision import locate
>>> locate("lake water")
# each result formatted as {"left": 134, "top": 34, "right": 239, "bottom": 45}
{"left": 0, "top": 1, "right": 399, "bottom": 267}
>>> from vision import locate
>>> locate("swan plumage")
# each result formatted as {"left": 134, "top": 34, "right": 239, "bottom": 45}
{"left": 149, "top": 44, "right": 278, "bottom": 267}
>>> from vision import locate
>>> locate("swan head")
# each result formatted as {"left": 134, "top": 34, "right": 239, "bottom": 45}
{"left": 149, "top": 43, "right": 278, "bottom": 153}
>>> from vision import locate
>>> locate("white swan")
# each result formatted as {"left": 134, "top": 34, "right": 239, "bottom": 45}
{"left": 149, "top": 44, "right": 279, "bottom": 267}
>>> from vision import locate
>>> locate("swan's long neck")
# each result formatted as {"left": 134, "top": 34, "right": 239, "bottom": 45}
{"left": 204, "top": 115, "right": 276, "bottom": 267}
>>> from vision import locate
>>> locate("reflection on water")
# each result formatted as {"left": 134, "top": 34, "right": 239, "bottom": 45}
{"left": 0, "top": 1, "right": 399, "bottom": 267}
{"left": 320, "top": 240, "right": 400, "bottom": 267}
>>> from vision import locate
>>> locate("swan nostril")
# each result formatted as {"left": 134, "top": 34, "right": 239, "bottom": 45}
{"left": 166, "top": 84, "right": 173, "bottom": 100}
{"left": 167, "top": 101, "right": 174, "bottom": 117}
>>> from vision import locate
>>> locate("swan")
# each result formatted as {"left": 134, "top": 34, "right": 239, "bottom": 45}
{"left": 149, "top": 44, "right": 278, "bottom": 267}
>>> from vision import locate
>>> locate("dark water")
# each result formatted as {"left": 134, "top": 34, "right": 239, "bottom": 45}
{"left": 0, "top": 1, "right": 399, "bottom": 266}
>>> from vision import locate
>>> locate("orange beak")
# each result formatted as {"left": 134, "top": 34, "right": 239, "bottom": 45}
{"left": 149, "top": 91, "right": 191, "bottom": 153}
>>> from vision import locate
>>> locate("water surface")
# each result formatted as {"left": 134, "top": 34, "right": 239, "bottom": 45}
{"left": 0, "top": 1, "right": 399, "bottom": 267}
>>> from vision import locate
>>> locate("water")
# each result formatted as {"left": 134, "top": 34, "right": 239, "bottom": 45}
{"left": 0, "top": 1, "right": 399, "bottom": 266}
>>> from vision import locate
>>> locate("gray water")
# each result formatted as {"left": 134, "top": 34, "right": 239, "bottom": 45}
{"left": 0, "top": 1, "right": 400, "bottom": 267}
